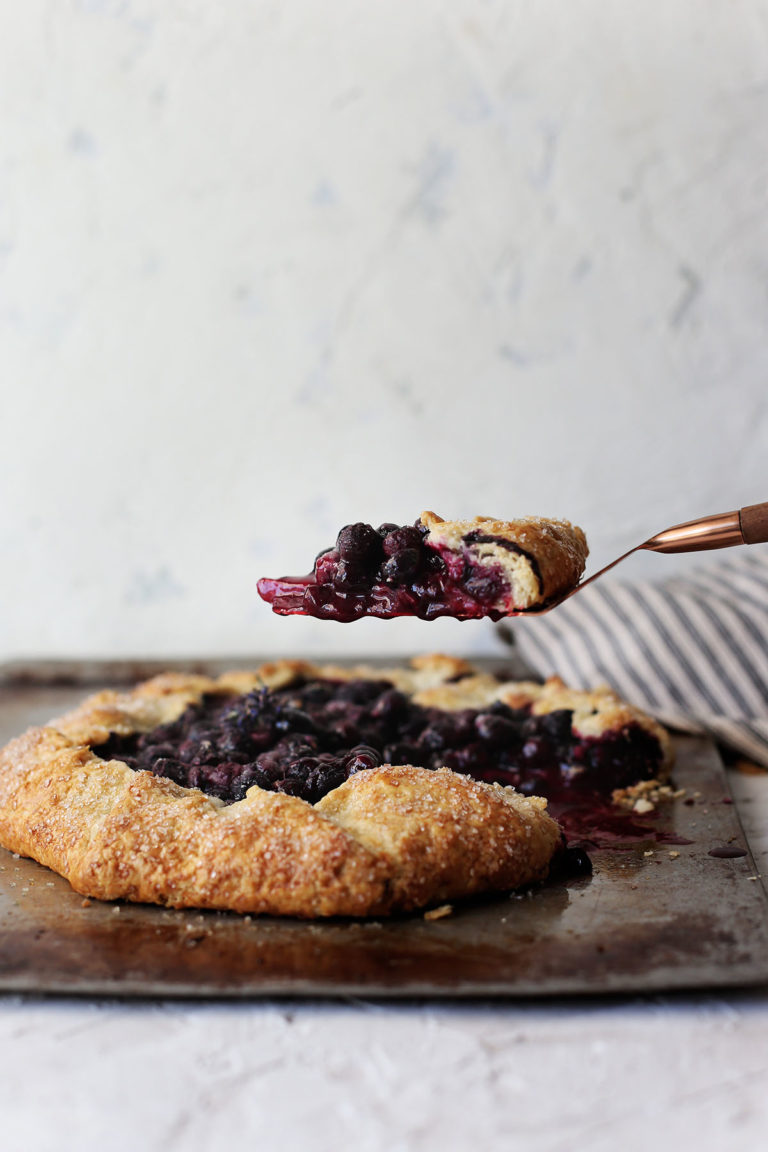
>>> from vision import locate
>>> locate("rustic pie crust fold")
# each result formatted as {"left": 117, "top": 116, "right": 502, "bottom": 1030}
{"left": 0, "top": 655, "right": 671, "bottom": 918}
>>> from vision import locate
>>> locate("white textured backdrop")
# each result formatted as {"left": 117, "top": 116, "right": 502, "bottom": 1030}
{"left": 2, "top": 0, "right": 767, "bottom": 659}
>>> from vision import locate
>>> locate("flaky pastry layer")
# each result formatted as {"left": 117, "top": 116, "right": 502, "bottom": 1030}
{"left": 420, "top": 511, "right": 588, "bottom": 610}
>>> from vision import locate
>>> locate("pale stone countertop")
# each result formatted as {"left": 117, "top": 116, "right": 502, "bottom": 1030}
{"left": 1, "top": 768, "right": 765, "bottom": 1152}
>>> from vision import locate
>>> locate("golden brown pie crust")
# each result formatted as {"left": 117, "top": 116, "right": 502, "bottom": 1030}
{"left": 420, "top": 511, "right": 588, "bottom": 610}
{"left": 0, "top": 655, "right": 670, "bottom": 917}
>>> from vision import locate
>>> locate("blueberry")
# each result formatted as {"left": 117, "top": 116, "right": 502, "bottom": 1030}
{"left": 140, "top": 742, "right": 176, "bottom": 762}
{"left": 418, "top": 723, "right": 452, "bottom": 751}
{"left": 231, "top": 765, "right": 271, "bottom": 800}
{"left": 382, "top": 526, "right": 424, "bottom": 557}
{"left": 273, "top": 777, "right": 305, "bottom": 797}
{"left": 193, "top": 738, "right": 218, "bottom": 763}
{"left": 381, "top": 548, "right": 420, "bottom": 584}
{"left": 255, "top": 752, "right": 283, "bottom": 780}
{"left": 187, "top": 723, "right": 216, "bottom": 744}
{"left": 521, "top": 716, "right": 539, "bottom": 740}
{"left": 539, "top": 709, "right": 573, "bottom": 744}
{"left": 564, "top": 846, "right": 593, "bottom": 875}
{"left": 307, "top": 764, "right": 347, "bottom": 802}
{"left": 549, "top": 842, "right": 593, "bottom": 877}
{"left": 141, "top": 722, "right": 177, "bottom": 745}
{"left": 285, "top": 755, "right": 319, "bottom": 780}
{"left": 333, "top": 559, "right": 368, "bottom": 592}
{"left": 474, "top": 713, "right": 520, "bottom": 745}
{"left": 446, "top": 710, "right": 477, "bottom": 743}
{"left": 245, "top": 726, "right": 275, "bottom": 752}
{"left": 276, "top": 734, "right": 319, "bottom": 757}
{"left": 202, "top": 761, "right": 239, "bottom": 792}
{"left": 296, "top": 681, "right": 337, "bottom": 705}
{"left": 452, "top": 742, "right": 488, "bottom": 773}
{"left": 273, "top": 707, "right": 317, "bottom": 735}
{"left": 464, "top": 571, "right": 502, "bottom": 604}
{"left": 521, "top": 738, "right": 546, "bottom": 762}
{"left": 336, "top": 679, "right": 389, "bottom": 704}
{"left": 152, "top": 757, "right": 185, "bottom": 782}
{"left": 370, "top": 688, "right": 409, "bottom": 722}
{"left": 215, "top": 731, "right": 240, "bottom": 756}
{"left": 336, "top": 523, "right": 382, "bottom": 565}
{"left": 424, "top": 550, "right": 446, "bottom": 573}
{"left": 345, "top": 745, "right": 381, "bottom": 774}
{"left": 377, "top": 522, "right": 400, "bottom": 536}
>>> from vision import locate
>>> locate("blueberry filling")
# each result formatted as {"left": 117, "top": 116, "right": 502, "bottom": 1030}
{"left": 92, "top": 677, "right": 666, "bottom": 848}
{"left": 257, "top": 519, "right": 516, "bottom": 621}
{"left": 461, "top": 531, "right": 543, "bottom": 595}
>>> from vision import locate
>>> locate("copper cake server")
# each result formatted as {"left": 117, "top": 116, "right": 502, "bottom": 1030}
{"left": 523, "top": 500, "right": 768, "bottom": 615}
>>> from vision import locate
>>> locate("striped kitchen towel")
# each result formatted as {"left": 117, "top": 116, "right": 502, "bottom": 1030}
{"left": 512, "top": 548, "right": 768, "bottom": 766}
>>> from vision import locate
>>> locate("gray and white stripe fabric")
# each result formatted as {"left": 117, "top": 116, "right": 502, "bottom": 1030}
{"left": 512, "top": 549, "right": 768, "bottom": 766}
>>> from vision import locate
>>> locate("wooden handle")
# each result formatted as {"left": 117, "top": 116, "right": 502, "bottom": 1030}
{"left": 740, "top": 502, "right": 768, "bottom": 545}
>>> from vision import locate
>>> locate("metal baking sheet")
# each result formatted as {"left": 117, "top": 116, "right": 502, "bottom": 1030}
{"left": 1, "top": 664, "right": 768, "bottom": 998}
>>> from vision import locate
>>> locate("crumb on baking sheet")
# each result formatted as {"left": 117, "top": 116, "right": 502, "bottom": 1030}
{"left": 612, "top": 779, "right": 686, "bottom": 814}
{"left": 424, "top": 904, "right": 453, "bottom": 921}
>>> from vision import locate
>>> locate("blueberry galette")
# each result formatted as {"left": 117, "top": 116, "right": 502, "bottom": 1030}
{"left": 0, "top": 655, "right": 671, "bottom": 917}
{"left": 257, "top": 512, "right": 588, "bottom": 621}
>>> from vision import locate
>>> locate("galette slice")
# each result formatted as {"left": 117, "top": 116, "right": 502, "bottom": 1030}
{"left": 257, "top": 511, "right": 588, "bottom": 622}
